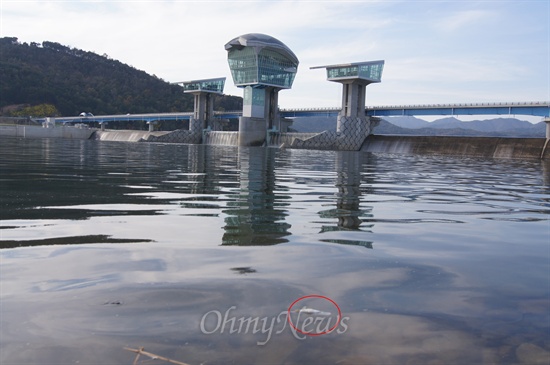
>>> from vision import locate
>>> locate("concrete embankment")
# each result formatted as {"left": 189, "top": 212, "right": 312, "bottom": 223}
{"left": 0, "top": 125, "right": 171, "bottom": 142}
{"left": 362, "top": 135, "right": 550, "bottom": 159}
{"left": 2, "top": 124, "right": 549, "bottom": 159}
{"left": 0, "top": 124, "right": 95, "bottom": 139}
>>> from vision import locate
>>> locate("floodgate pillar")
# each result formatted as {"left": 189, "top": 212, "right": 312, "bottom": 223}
{"left": 311, "top": 61, "right": 384, "bottom": 150}
{"left": 176, "top": 78, "right": 226, "bottom": 142}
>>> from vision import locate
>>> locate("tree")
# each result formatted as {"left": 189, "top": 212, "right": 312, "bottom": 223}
{"left": 0, "top": 37, "right": 242, "bottom": 116}
{"left": 9, "top": 103, "right": 61, "bottom": 117}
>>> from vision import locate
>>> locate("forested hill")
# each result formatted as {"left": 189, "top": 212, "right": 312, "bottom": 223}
{"left": 0, "top": 37, "right": 242, "bottom": 117}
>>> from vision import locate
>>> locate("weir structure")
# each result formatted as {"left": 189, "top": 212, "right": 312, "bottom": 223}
{"left": 296, "top": 61, "right": 384, "bottom": 150}
{"left": 178, "top": 77, "right": 225, "bottom": 128}
{"left": 24, "top": 31, "right": 549, "bottom": 153}
{"left": 224, "top": 33, "right": 299, "bottom": 146}
{"left": 271, "top": 61, "right": 385, "bottom": 151}
{"left": 140, "top": 78, "right": 227, "bottom": 144}
{"left": 318, "top": 61, "right": 383, "bottom": 128}
{"left": 174, "top": 77, "right": 226, "bottom": 142}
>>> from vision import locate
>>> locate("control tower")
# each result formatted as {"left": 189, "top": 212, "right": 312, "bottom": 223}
{"left": 225, "top": 33, "right": 299, "bottom": 146}
{"left": 311, "top": 60, "right": 384, "bottom": 149}
{"left": 175, "top": 77, "right": 225, "bottom": 133}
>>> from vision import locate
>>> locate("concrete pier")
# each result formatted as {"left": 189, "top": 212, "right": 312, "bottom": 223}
{"left": 238, "top": 116, "right": 268, "bottom": 146}
{"left": 309, "top": 61, "right": 384, "bottom": 151}
{"left": 544, "top": 117, "right": 550, "bottom": 139}
{"left": 177, "top": 77, "right": 226, "bottom": 134}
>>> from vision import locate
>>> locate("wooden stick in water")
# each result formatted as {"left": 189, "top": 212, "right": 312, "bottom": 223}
{"left": 124, "top": 347, "right": 193, "bottom": 365}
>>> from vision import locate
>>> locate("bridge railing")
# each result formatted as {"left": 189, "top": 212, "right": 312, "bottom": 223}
{"left": 29, "top": 101, "right": 549, "bottom": 125}
{"left": 279, "top": 107, "right": 340, "bottom": 112}
{"left": 366, "top": 101, "right": 549, "bottom": 110}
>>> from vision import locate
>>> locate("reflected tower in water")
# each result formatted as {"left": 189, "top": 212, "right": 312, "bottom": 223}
{"left": 222, "top": 147, "right": 291, "bottom": 245}
{"left": 319, "top": 151, "right": 374, "bottom": 248}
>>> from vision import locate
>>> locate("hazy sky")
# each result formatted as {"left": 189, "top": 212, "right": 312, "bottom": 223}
{"left": 1, "top": 0, "right": 549, "bottom": 112}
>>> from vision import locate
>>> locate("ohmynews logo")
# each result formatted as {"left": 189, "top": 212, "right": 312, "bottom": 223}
{"left": 199, "top": 295, "right": 349, "bottom": 345}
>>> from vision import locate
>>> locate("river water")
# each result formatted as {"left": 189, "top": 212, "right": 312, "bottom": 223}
{"left": 0, "top": 137, "right": 549, "bottom": 365}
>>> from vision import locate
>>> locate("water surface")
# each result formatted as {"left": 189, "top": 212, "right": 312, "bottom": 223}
{"left": 1, "top": 137, "right": 549, "bottom": 364}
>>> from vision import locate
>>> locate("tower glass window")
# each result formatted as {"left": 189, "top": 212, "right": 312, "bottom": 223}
{"left": 227, "top": 47, "right": 259, "bottom": 85}
{"left": 317, "top": 60, "right": 385, "bottom": 84}
{"left": 258, "top": 49, "right": 297, "bottom": 88}
{"left": 180, "top": 78, "right": 226, "bottom": 94}
{"left": 225, "top": 33, "right": 299, "bottom": 89}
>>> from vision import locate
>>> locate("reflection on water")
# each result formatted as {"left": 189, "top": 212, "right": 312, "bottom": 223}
{"left": 319, "top": 152, "right": 374, "bottom": 248}
{"left": 0, "top": 234, "right": 153, "bottom": 249}
{"left": 1, "top": 137, "right": 549, "bottom": 364}
{"left": 222, "top": 147, "right": 291, "bottom": 246}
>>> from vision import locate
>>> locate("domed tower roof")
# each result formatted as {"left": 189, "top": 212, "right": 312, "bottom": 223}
{"left": 224, "top": 33, "right": 299, "bottom": 65}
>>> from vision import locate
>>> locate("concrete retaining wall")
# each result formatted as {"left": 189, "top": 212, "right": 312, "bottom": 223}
{"left": 362, "top": 135, "right": 550, "bottom": 159}
{"left": 0, "top": 125, "right": 95, "bottom": 139}
{"left": 2, "top": 124, "right": 548, "bottom": 159}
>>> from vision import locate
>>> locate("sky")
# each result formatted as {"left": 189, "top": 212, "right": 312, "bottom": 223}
{"left": 1, "top": 0, "right": 549, "bottom": 120}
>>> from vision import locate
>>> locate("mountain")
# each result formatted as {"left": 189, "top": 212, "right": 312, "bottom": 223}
{"left": 374, "top": 119, "right": 487, "bottom": 136}
{"left": 378, "top": 116, "right": 430, "bottom": 129}
{"left": 426, "top": 117, "right": 463, "bottom": 128}
{"left": 427, "top": 117, "right": 534, "bottom": 132}
{"left": 289, "top": 116, "right": 545, "bottom": 137}
{"left": 289, "top": 116, "right": 337, "bottom": 132}
{"left": 378, "top": 117, "right": 544, "bottom": 137}
{"left": 0, "top": 37, "right": 242, "bottom": 117}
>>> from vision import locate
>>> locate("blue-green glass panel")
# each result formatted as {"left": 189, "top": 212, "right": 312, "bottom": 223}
{"left": 228, "top": 47, "right": 298, "bottom": 88}
{"left": 183, "top": 79, "right": 225, "bottom": 93}
{"left": 227, "top": 48, "right": 258, "bottom": 85}
{"left": 326, "top": 62, "right": 384, "bottom": 81}
{"left": 243, "top": 87, "right": 266, "bottom": 106}
{"left": 257, "top": 49, "right": 298, "bottom": 88}
{"left": 327, "top": 66, "right": 359, "bottom": 79}
{"left": 358, "top": 63, "right": 384, "bottom": 81}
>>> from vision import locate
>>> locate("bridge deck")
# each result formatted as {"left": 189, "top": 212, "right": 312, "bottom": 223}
{"left": 41, "top": 101, "right": 549, "bottom": 124}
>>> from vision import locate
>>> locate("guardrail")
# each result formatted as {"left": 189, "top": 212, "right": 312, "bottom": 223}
{"left": 366, "top": 101, "right": 549, "bottom": 109}
{"left": 365, "top": 102, "right": 550, "bottom": 117}
{"left": 279, "top": 101, "right": 550, "bottom": 112}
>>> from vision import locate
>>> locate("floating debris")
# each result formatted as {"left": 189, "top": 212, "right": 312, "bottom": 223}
{"left": 230, "top": 267, "right": 257, "bottom": 274}
{"left": 124, "top": 347, "right": 192, "bottom": 365}
{"left": 294, "top": 306, "right": 331, "bottom": 316}
{"left": 103, "top": 300, "right": 123, "bottom": 306}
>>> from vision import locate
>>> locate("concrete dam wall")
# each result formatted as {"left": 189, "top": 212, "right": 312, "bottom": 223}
{"left": 2, "top": 124, "right": 549, "bottom": 159}
{"left": 92, "top": 130, "right": 169, "bottom": 142}
{"left": 362, "top": 135, "right": 550, "bottom": 159}
{"left": 0, "top": 124, "right": 95, "bottom": 139}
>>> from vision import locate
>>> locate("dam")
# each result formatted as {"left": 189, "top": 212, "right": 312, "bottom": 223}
{"left": 2, "top": 120, "right": 549, "bottom": 160}
{"left": 2, "top": 32, "right": 549, "bottom": 159}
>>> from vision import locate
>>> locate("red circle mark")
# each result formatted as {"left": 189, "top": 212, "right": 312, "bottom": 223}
{"left": 286, "top": 294, "right": 342, "bottom": 336}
